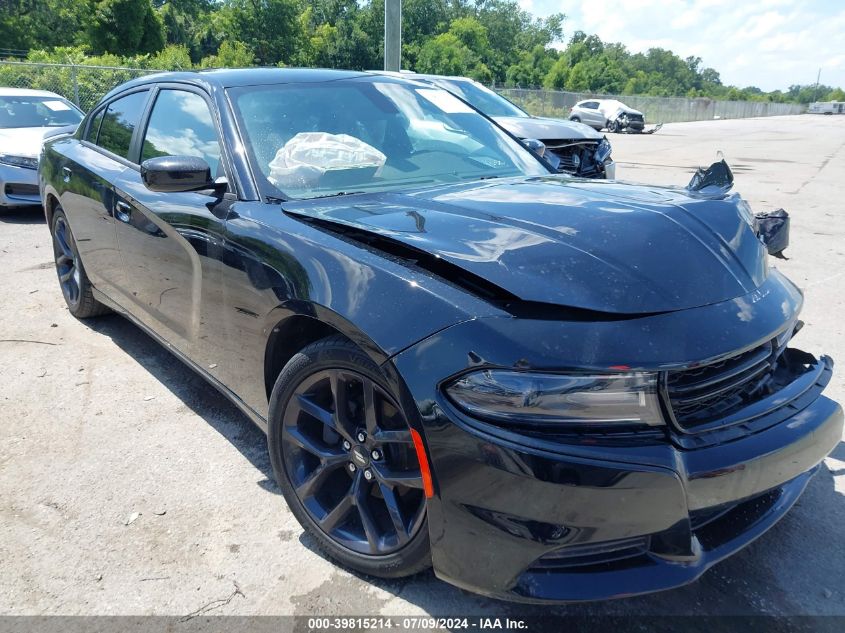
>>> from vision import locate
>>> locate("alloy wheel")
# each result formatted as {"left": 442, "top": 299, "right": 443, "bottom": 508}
{"left": 281, "top": 368, "right": 427, "bottom": 556}
{"left": 52, "top": 215, "right": 82, "bottom": 306}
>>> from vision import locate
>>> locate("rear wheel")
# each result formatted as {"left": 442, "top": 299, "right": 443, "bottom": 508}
{"left": 570, "top": 115, "right": 581, "bottom": 123}
{"left": 268, "top": 335, "right": 430, "bottom": 578}
{"left": 51, "top": 208, "right": 109, "bottom": 318}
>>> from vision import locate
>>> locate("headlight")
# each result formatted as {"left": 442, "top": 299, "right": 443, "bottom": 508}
{"left": 445, "top": 370, "right": 663, "bottom": 427}
{"left": 0, "top": 154, "right": 38, "bottom": 170}
{"left": 595, "top": 138, "right": 612, "bottom": 164}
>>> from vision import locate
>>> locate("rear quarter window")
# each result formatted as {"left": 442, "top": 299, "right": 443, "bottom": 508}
{"left": 85, "top": 109, "right": 104, "bottom": 143}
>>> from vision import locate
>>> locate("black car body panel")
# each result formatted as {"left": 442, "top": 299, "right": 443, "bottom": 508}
{"left": 492, "top": 115, "right": 604, "bottom": 142}
{"left": 38, "top": 69, "right": 841, "bottom": 603}
{"left": 284, "top": 177, "right": 767, "bottom": 314}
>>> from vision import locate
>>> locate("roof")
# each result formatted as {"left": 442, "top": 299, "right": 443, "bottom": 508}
{"left": 104, "top": 67, "right": 372, "bottom": 96}
{"left": 98, "top": 67, "right": 396, "bottom": 106}
{"left": 369, "top": 70, "right": 476, "bottom": 84}
{"left": 0, "top": 87, "right": 69, "bottom": 98}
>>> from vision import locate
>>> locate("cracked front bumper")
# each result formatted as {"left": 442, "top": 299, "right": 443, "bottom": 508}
{"left": 415, "top": 388, "right": 840, "bottom": 603}
{"left": 391, "top": 272, "right": 841, "bottom": 602}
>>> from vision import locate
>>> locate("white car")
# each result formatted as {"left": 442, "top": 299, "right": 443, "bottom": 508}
{"left": 569, "top": 99, "right": 646, "bottom": 133}
{"left": 0, "top": 88, "right": 84, "bottom": 208}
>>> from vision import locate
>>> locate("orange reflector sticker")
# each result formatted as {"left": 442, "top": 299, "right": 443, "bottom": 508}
{"left": 410, "top": 428, "right": 434, "bottom": 498}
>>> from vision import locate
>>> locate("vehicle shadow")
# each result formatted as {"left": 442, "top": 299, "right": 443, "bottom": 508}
{"left": 85, "top": 313, "right": 279, "bottom": 492}
{"left": 0, "top": 206, "right": 45, "bottom": 225}
{"left": 299, "top": 442, "right": 845, "bottom": 618}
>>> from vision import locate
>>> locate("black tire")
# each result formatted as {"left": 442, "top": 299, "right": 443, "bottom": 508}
{"left": 607, "top": 119, "right": 618, "bottom": 133}
{"left": 570, "top": 115, "right": 581, "bottom": 123}
{"left": 268, "top": 335, "right": 431, "bottom": 578}
{"left": 50, "top": 207, "right": 110, "bottom": 318}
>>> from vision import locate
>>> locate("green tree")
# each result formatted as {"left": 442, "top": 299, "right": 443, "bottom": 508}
{"left": 505, "top": 45, "right": 554, "bottom": 88}
{"left": 417, "top": 33, "right": 473, "bottom": 76}
{"left": 416, "top": 17, "right": 492, "bottom": 81}
{"left": 155, "top": 0, "right": 214, "bottom": 61}
{"left": 826, "top": 87, "right": 845, "bottom": 101}
{"left": 199, "top": 40, "right": 255, "bottom": 67}
{"left": 88, "top": 0, "right": 165, "bottom": 56}
{"left": 224, "top": 0, "right": 306, "bottom": 66}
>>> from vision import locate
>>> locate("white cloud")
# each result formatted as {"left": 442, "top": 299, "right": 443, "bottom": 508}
{"left": 522, "top": 0, "right": 845, "bottom": 91}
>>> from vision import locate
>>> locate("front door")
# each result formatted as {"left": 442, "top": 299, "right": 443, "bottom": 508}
{"left": 58, "top": 91, "right": 150, "bottom": 296}
{"left": 112, "top": 87, "right": 229, "bottom": 360}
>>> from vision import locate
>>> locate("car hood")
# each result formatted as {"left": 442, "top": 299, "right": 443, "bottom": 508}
{"left": 284, "top": 176, "right": 768, "bottom": 314}
{"left": 602, "top": 104, "right": 644, "bottom": 118}
{"left": 493, "top": 115, "right": 603, "bottom": 141}
{"left": 0, "top": 126, "right": 55, "bottom": 156}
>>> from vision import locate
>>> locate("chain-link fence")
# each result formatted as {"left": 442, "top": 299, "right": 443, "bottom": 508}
{"left": 0, "top": 61, "right": 160, "bottom": 111}
{"left": 1, "top": 60, "right": 808, "bottom": 123}
{"left": 497, "top": 88, "right": 805, "bottom": 124}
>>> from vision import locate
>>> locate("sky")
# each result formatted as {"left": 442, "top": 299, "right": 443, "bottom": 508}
{"left": 518, "top": 0, "right": 845, "bottom": 92}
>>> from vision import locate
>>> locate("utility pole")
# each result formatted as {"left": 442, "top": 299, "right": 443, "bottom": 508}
{"left": 814, "top": 67, "right": 821, "bottom": 102}
{"left": 384, "top": 0, "right": 402, "bottom": 71}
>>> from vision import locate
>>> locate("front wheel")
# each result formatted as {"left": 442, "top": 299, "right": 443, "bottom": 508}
{"left": 268, "top": 335, "right": 431, "bottom": 578}
{"left": 51, "top": 208, "right": 109, "bottom": 318}
{"left": 607, "top": 119, "right": 619, "bottom": 133}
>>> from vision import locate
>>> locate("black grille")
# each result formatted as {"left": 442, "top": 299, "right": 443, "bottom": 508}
{"left": 666, "top": 341, "right": 777, "bottom": 431}
{"left": 544, "top": 140, "right": 600, "bottom": 176}
{"left": 532, "top": 536, "right": 650, "bottom": 570}
{"left": 625, "top": 113, "right": 644, "bottom": 122}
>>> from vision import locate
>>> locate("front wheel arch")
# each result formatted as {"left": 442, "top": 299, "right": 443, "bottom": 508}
{"left": 44, "top": 192, "right": 60, "bottom": 227}
{"left": 262, "top": 304, "right": 400, "bottom": 403}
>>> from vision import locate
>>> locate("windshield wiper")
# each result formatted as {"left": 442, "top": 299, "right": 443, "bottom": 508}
{"left": 311, "top": 191, "right": 366, "bottom": 199}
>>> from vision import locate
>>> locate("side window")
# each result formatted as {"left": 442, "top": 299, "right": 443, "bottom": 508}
{"left": 97, "top": 91, "right": 148, "bottom": 159}
{"left": 85, "top": 109, "right": 104, "bottom": 143}
{"left": 584, "top": 101, "right": 599, "bottom": 109}
{"left": 141, "top": 90, "right": 222, "bottom": 177}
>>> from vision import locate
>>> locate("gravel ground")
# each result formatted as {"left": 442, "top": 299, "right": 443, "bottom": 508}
{"left": 1, "top": 114, "right": 844, "bottom": 619}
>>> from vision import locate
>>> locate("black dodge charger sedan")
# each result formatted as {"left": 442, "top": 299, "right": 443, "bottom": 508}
{"left": 39, "top": 69, "right": 842, "bottom": 603}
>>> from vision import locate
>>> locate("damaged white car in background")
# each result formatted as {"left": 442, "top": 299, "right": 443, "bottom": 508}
{"left": 570, "top": 98, "right": 663, "bottom": 134}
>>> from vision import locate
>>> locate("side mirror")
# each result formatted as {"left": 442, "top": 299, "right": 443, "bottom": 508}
{"left": 522, "top": 138, "right": 546, "bottom": 157}
{"left": 141, "top": 155, "right": 219, "bottom": 193}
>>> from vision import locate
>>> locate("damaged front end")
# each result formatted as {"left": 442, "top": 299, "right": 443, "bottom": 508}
{"left": 687, "top": 158, "right": 791, "bottom": 258}
{"left": 541, "top": 137, "right": 614, "bottom": 178}
{"left": 606, "top": 107, "right": 646, "bottom": 133}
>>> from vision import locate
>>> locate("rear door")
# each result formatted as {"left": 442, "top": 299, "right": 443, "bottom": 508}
{"left": 56, "top": 89, "right": 150, "bottom": 297}
{"left": 111, "top": 85, "right": 231, "bottom": 358}
{"left": 581, "top": 101, "right": 604, "bottom": 127}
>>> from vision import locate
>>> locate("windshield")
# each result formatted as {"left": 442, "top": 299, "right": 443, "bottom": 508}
{"left": 0, "top": 95, "right": 83, "bottom": 129}
{"left": 428, "top": 78, "right": 528, "bottom": 119}
{"left": 229, "top": 78, "right": 548, "bottom": 199}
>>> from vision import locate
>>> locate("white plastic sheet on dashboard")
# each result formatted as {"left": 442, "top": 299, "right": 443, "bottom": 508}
{"left": 267, "top": 132, "right": 386, "bottom": 190}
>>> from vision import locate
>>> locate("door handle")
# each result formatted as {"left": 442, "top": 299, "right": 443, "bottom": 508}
{"left": 62, "top": 166, "right": 72, "bottom": 183}
{"left": 115, "top": 200, "right": 132, "bottom": 223}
